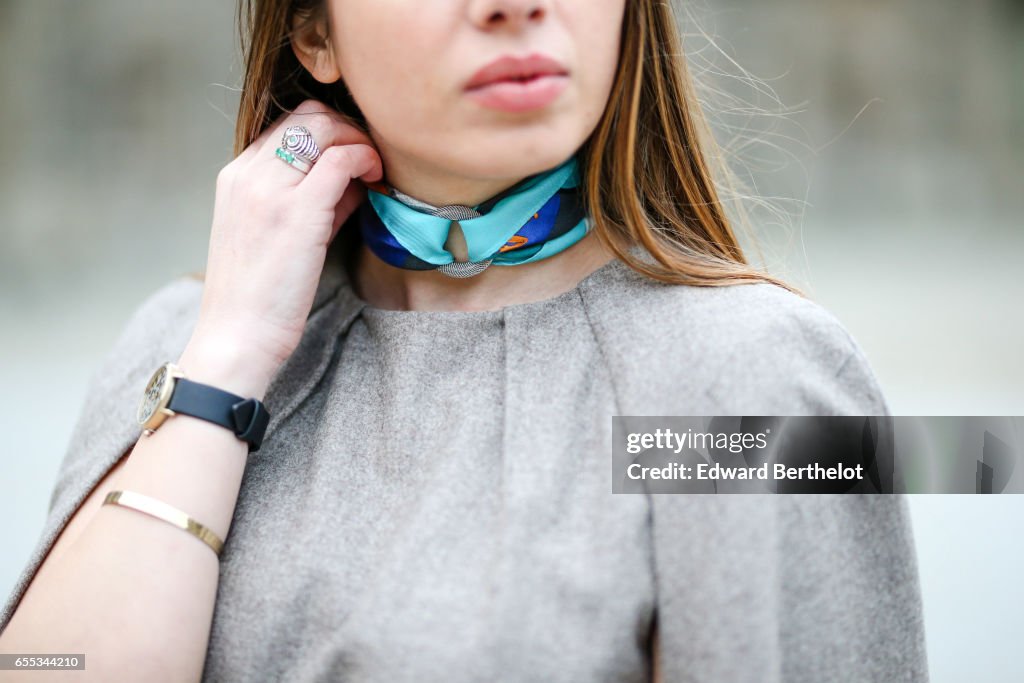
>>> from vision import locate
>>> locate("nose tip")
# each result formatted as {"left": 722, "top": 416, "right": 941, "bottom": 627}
{"left": 474, "top": 1, "right": 547, "bottom": 30}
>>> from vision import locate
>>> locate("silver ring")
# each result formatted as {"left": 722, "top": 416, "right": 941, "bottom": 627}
{"left": 281, "top": 125, "right": 322, "bottom": 164}
{"left": 275, "top": 147, "right": 312, "bottom": 174}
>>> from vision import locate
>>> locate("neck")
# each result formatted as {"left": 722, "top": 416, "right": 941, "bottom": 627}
{"left": 375, "top": 146, "right": 552, "bottom": 209}
{"left": 348, "top": 149, "right": 611, "bottom": 312}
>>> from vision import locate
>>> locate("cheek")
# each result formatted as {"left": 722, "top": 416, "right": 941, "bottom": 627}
{"left": 355, "top": 63, "right": 438, "bottom": 141}
{"left": 594, "top": 2, "right": 625, "bottom": 82}
{"left": 333, "top": 13, "right": 444, "bottom": 127}
{"left": 576, "top": 7, "right": 623, "bottom": 120}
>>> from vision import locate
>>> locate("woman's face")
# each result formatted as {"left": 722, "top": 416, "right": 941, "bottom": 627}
{"left": 322, "top": 0, "right": 626, "bottom": 190}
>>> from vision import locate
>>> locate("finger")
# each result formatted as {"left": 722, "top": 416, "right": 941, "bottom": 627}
{"left": 326, "top": 180, "right": 368, "bottom": 245}
{"left": 234, "top": 106, "right": 321, "bottom": 167}
{"left": 252, "top": 110, "right": 378, "bottom": 188}
{"left": 236, "top": 99, "right": 372, "bottom": 168}
{"left": 257, "top": 101, "right": 371, "bottom": 159}
{"left": 233, "top": 110, "right": 290, "bottom": 166}
{"left": 298, "top": 143, "right": 383, "bottom": 208}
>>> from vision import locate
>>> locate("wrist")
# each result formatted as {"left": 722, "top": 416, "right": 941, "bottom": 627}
{"left": 177, "top": 335, "right": 278, "bottom": 401}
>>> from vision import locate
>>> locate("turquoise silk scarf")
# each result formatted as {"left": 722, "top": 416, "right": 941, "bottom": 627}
{"left": 357, "top": 154, "right": 589, "bottom": 278}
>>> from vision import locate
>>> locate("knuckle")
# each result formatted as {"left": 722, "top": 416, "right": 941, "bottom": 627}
{"left": 293, "top": 100, "right": 334, "bottom": 124}
{"left": 287, "top": 112, "right": 334, "bottom": 142}
{"left": 215, "top": 163, "right": 238, "bottom": 193}
{"left": 216, "top": 162, "right": 235, "bottom": 182}
{"left": 293, "top": 98, "right": 326, "bottom": 115}
{"left": 293, "top": 100, "right": 353, "bottom": 133}
{"left": 305, "top": 111, "right": 334, "bottom": 133}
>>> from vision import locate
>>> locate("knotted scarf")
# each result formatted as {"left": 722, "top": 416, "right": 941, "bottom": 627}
{"left": 357, "top": 154, "right": 589, "bottom": 278}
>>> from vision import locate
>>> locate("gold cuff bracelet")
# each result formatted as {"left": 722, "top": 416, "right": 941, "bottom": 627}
{"left": 102, "top": 489, "right": 224, "bottom": 557}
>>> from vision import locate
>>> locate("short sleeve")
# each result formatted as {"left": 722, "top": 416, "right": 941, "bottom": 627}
{"left": 830, "top": 344, "right": 892, "bottom": 416}
{"left": 650, "top": 492, "right": 929, "bottom": 682}
{"left": 0, "top": 276, "right": 204, "bottom": 635}
{"left": 702, "top": 287, "right": 894, "bottom": 416}
{"left": 650, "top": 289, "right": 926, "bottom": 680}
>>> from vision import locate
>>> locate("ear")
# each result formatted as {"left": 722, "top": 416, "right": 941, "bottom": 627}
{"left": 290, "top": 9, "right": 341, "bottom": 83}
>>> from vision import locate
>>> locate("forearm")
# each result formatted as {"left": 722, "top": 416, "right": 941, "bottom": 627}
{"left": 0, "top": 338, "right": 274, "bottom": 682}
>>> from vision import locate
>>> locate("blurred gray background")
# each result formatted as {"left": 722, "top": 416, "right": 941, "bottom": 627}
{"left": 1, "top": 0, "right": 1021, "bottom": 679}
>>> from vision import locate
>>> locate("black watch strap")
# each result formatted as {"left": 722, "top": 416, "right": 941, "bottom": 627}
{"left": 167, "top": 378, "right": 270, "bottom": 452}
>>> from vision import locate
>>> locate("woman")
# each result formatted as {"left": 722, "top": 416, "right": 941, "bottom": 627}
{"left": 0, "top": 0, "right": 928, "bottom": 681}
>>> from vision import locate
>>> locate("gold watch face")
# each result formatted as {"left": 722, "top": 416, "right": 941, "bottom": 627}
{"left": 137, "top": 362, "right": 180, "bottom": 429}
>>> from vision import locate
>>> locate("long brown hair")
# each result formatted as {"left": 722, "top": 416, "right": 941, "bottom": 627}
{"left": 232, "top": 0, "right": 802, "bottom": 295}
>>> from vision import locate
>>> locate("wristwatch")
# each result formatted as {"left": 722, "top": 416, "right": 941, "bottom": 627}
{"left": 136, "top": 361, "right": 270, "bottom": 453}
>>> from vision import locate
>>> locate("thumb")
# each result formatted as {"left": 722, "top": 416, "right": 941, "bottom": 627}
{"left": 299, "top": 143, "right": 383, "bottom": 208}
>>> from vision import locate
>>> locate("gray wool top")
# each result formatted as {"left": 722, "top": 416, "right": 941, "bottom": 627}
{"left": 1, "top": 239, "right": 928, "bottom": 682}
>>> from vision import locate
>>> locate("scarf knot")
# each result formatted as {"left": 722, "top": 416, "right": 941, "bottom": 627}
{"left": 358, "top": 155, "right": 589, "bottom": 278}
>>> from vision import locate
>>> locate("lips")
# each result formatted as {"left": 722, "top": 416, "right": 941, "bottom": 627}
{"left": 464, "top": 53, "right": 569, "bottom": 91}
{"left": 463, "top": 53, "right": 570, "bottom": 112}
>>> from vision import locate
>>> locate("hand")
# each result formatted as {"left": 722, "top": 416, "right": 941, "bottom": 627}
{"left": 189, "top": 99, "right": 383, "bottom": 383}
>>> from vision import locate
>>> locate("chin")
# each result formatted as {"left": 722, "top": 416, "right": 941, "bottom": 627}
{"left": 441, "top": 138, "right": 582, "bottom": 179}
